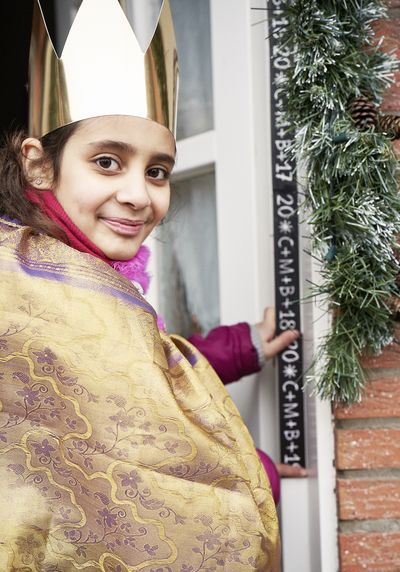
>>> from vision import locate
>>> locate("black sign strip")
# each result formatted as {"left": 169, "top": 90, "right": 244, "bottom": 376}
{"left": 268, "top": 0, "right": 306, "bottom": 467}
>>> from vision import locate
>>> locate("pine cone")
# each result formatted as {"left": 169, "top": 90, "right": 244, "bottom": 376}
{"left": 379, "top": 114, "right": 400, "bottom": 140}
{"left": 348, "top": 95, "right": 378, "bottom": 131}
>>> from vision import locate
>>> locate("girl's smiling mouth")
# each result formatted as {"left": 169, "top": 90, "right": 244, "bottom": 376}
{"left": 100, "top": 217, "right": 146, "bottom": 236}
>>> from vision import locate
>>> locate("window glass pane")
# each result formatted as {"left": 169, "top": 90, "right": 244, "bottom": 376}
{"left": 170, "top": 0, "right": 214, "bottom": 139}
{"left": 157, "top": 172, "right": 219, "bottom": 338}
{"left": 124, "top": 0, "right": 163, "bottom": 51}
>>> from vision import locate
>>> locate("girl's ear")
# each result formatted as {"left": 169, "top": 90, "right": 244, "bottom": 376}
{"left": 21, "top": 138, "right": 54, "bottom": 189}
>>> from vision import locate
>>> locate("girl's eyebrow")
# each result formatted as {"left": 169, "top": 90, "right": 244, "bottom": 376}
{"left": 88, "top": 139, "right": 136, "bottom": 154}
{"left": 87, "top": 140, "right": 175, "bottom": 168}
{"left": 151, "top": 153, "right": 175, "bottom": 168}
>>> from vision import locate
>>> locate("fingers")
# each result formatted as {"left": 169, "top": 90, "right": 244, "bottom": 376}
{"left": 255, "top": 306, "right": 301, "bottom": 361}
{"left": 264, "top": 329, "right": 300, "bottom": 360}
{"left": 276, "top": 463, "right": 307, "bottom": 478}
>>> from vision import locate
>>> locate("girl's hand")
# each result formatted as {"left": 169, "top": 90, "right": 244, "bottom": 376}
{"left": 276, "top": 463, "right": 307, "bottom": 478}
{"left": 255, "top": 307, "right": 300, "bottom": 361}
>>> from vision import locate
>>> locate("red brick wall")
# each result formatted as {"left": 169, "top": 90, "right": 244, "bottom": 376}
{"left": 334, "top": 6, "right": 400, "bottom": 570}
{"left": 335, "top": 327, "right": 400, "bottom": 571}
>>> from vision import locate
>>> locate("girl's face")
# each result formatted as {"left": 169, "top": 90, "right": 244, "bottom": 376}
{"left": 39, "top": 116, "right": 175, "bottom": 260}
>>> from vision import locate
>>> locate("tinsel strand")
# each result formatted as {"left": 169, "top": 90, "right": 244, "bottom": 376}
{"left": 279, "top": 0, "right": 400, "bottom": 403}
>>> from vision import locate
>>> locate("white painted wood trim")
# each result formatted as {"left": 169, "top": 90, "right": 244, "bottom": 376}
{"left": 311, "top": 259, "right": 339, "bottom": 571}
{"left": 210, "top": 0, "right": 268, "bottom": 324}
{"left": 174, "top": 130, "right": 216, "bottom": 180}
{"left": 315, "top": 399, "right": 339, "bottom": 572}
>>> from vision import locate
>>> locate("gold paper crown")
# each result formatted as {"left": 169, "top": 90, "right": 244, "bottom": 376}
{"left": 29, "top": 0, "right": 179, "bottom": 137}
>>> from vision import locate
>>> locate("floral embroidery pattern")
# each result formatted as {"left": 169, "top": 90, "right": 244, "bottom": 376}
{"left": 117, "top": 469, "right": 186, "bottom": 526}
{"left": 61, "top": 493, "right": 152, "bottom": 559}
{"left": 0, "top": 222, "right": 278, "bottom": 571}
{"left": 64, "top": 394, "right": 189, "bottom": 473}
{"left": 168, "top": 461, "right": 232, "bottom": 482}
{"left": 0, "top": 371, "right": 70, "bottom": 437}
{"left": 178, "top": 515, "right": 259, "bottom": 571}
{"left": 32, "top": 348, "right": 99, "bottom": 402}
{"left": 0, "top": 340, "right": 273, "bottom": 570}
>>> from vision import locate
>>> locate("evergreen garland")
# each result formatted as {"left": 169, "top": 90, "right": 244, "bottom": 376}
{"left": 280, "top": 0, "right": 400, "bottom": 402}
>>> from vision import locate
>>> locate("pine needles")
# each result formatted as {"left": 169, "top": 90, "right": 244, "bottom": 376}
{"left": 280, "top": 0, "right": 400, "bottom": 402}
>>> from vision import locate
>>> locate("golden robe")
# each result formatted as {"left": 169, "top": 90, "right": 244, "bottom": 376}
{"left": 0, "top": 217, "right": 279, "bottom": 571}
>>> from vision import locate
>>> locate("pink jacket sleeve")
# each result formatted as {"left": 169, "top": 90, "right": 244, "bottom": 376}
{"left": 188, "top": 322, "right": 261, "bottom": 384}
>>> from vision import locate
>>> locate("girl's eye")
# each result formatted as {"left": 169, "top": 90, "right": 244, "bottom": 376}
{"left": 95, "top": 156, "right": 120, "bottom": 171}
{"left": 147, "top": 167, "right": 169, "bottom": 181}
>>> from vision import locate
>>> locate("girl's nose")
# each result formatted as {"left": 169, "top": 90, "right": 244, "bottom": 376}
{"left": 115, "top": 173, "right": 151, "bottom": 210}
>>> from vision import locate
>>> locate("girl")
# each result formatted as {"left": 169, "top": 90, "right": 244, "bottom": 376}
{"left": 0, "top": 1, "right": 295, "bottom": 570}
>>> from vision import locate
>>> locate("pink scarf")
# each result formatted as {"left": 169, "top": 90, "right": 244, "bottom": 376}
{"left": 26, "top": 189, "right": 151, "bottom": 295}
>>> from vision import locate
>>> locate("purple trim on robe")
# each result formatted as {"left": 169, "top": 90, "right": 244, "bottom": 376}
{"left": 15, "top": 258, "right": 154, "bottom": 314}
{"left": 188, "top": 322, "right": 261, "bottom": 384}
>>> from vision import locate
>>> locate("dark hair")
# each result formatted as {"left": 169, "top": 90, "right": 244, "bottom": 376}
{"left": 0, "top": 122, "right": 79, "bottom": 239}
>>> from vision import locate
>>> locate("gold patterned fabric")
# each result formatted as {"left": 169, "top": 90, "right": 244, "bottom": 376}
{"left": 0, "top": 218, "right": 279, "bottom": 571}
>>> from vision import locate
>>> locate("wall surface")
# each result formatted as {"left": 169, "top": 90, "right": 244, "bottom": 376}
{"left": 336, "top": 326, "right": 400, "bottom": 571}
{"left": 335, "top": 4, "right": 400, "bottom": 567}
{"left": 335, "top": 6, "right": 400, "bottom": 572}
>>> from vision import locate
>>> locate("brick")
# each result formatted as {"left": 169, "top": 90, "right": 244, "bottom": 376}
{"left": 336, "top": 428, "right": 400, "bottom": 469}
{"left": 339, "top": 532, "right": 400, "bottom": 572}
{"left": 372, "top": 19, "right": 400, "bottom": 112}
{"left": 373, "top": 20, "right": 400, "bottom": 58}
{"left": 361, "top": 327, "right": 400, "bottom": 369}
{"left": 334, "top": 377, "right": 400, "bottom": 419}
{"left": 338, "top": 478, "right": 400, "bottom": 520}
{"left": 382, "top": 71, "right": 400, "bottom": 112}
